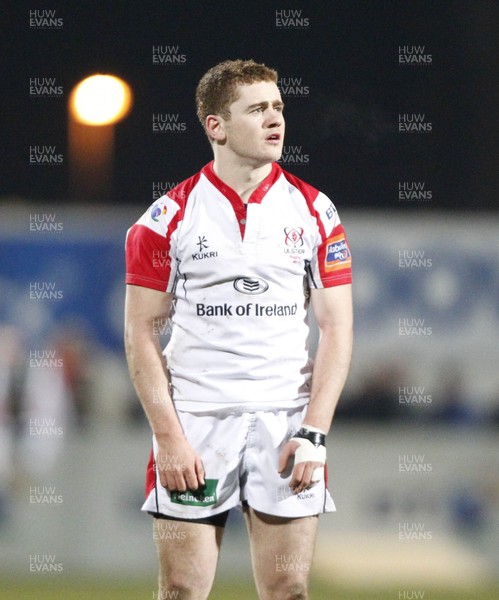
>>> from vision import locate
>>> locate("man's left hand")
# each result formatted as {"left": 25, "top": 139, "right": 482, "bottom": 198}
{"left": 278, "top": 439, "right": 325, "bottom": 495}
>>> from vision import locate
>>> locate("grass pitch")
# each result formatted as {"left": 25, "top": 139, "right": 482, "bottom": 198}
{"left": 0, "top": 578, "right": 498, "bottom": 599}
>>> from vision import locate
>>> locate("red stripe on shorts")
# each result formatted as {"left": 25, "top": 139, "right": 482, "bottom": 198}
{"left": 145, "top": 449, "right": 156, "bottom": 497}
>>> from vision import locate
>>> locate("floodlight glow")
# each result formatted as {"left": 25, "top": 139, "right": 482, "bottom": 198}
{"left": 70, "top": 74, "right": 132, "bottom": 126}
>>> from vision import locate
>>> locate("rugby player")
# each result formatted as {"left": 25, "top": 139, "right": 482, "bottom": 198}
{"left": 125, "top": 59, "right": 353, "bottom": 600}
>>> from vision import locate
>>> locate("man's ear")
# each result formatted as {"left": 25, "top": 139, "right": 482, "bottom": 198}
{"left": 205, "top": 114, "right": 226, "bottom": 142}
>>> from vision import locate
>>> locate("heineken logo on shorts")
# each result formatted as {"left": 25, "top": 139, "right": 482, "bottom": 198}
{"left": 170, "top": 479, "right": 218, "bottom": 506}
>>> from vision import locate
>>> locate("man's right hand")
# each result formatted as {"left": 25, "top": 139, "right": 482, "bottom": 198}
{"left": 155, "top": 435, "right": 206, "bottom": 492}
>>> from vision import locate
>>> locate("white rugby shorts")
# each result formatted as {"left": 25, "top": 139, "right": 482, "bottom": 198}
{"left": 142, "top": 406, "right": 336, "bottom": 519}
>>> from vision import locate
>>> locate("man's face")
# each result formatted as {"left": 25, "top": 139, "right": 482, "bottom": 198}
{"left": 219, "top": 81, "right": 285, "bottom": 167}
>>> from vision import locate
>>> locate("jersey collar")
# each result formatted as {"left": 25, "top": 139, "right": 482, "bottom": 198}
{"left": 201, "top": 160, "right": 282, "bottom": 206}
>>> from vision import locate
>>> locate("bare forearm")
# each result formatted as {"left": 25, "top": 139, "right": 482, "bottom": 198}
{"left": 124, "top": 285, "right": 204, "bottom": 490}
{"left": 125, "top": 329, "right": 183, "bottom": 440}
{"left": 303, "top": 323, "right": 353, "bottom": 433}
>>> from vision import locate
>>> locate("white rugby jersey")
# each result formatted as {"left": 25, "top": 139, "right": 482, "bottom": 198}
{"left": 126, "top": 161, "right": 352, "bottom": 412}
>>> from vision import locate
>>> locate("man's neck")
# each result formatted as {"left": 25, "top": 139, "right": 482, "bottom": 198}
{"left": 212, "top": 156, "right": 273, "bottom": 203}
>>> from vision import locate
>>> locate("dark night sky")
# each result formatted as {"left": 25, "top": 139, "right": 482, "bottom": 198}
{"left": 2, "top": 1, "right": 498, "bottom": 209}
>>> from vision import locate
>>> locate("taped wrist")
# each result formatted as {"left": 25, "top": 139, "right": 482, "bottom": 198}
{"left": 294, "top": 426, "right": 326, "bottom": 447}
{"left": 291, "top": 427, "right": 327, "bottom": 481}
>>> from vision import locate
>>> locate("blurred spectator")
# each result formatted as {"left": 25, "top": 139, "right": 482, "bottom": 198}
{"left": 53, "top": 323, "right": 93, "bottom": 430}
{"left": 0, "top": 325, "right": 25, "bottom": 523}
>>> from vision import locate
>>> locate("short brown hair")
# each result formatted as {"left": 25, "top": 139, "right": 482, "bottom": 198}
{"left": 195, "top": 59, "right": 278, "bottom": 130}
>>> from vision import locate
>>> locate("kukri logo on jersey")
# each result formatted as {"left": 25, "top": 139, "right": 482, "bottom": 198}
{"left": 192, "top": 236, "right": 218, "bottom": 260}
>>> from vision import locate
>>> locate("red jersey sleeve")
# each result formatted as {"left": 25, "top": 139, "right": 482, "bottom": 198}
{"left": 315, "top": 221, "right": 352, "bottom": 287}
{"left": 125, "top": 196, "right": 180, "bottom": 292}
{"left": 281, "top": 169, "right": 352, "bottom": 288}
{"left": 125, "top": 172, "right": 200, "bottom": 292}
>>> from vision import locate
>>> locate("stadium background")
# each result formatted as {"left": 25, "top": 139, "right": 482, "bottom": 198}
{"left": 1, "top": 1, "right": 498, "bottom": 598}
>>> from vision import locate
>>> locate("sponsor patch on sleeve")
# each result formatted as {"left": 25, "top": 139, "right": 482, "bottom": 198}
{"left": 325, "top": 234, "right": 351, "bottom": 272}
{"left": 150, "top": 201, "right": 167, "bottom": 222}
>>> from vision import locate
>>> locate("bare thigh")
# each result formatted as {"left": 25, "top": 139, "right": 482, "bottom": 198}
{"left": 154, "top": 518, "right": 224, "bottom": 600}
{"left": 244, "top": 507, "right": 318, "bottom": 600}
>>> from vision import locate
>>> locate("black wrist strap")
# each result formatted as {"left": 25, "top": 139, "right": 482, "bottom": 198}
{"left": 294, "top": 428, "right": 326, "bottom": 448}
